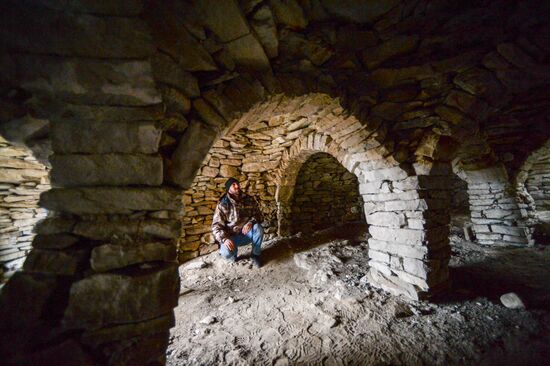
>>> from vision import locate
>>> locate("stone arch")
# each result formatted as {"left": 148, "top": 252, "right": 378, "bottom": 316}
{"left": 274, "top": 131, "right": 337, "bottom": 236}
{"left": 514, "top": 140, "right": 550, "bottom": 217}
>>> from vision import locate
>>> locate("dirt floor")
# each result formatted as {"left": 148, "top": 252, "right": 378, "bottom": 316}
{"left": 167, "top": 222, "right": 550, "bottom": 366}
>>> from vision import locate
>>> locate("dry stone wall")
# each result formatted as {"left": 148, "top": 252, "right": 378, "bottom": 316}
{"left": 179, "top": 134, "right": 278, "bottom": 261}
{"left": 0, "top": 140, "right": 49, "bottom": 284}
{"left": 525, "top": 155, "right": 550, "bottom": 212}
{"left": 290, "top": 152, "right": 364, "bottom": 234}
{"left": 0, "top": 0, "right": 549, "bottom": 365}
{"left": 465, "top": 167, "right": 530, "bottom": 246}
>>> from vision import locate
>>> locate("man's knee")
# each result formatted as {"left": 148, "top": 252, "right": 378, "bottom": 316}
{"left": 220, "top": 245, "right": 235, "bottom": 258}
{"left": 253, "top": 223, "right": 264, "bottom": 236}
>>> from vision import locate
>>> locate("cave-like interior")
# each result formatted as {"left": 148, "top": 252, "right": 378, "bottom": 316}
{"left": 0, "top": 1, "right": 549, "bottom": 365}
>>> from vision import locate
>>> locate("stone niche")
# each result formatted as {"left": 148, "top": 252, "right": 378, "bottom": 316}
{"left": 290, "top": 152, "right": 364, "bottom": 234}
{"left": 179, "top": 132, "right": 279, "bottom": 262}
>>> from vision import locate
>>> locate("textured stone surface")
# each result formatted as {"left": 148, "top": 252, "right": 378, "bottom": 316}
{"left": 0, "top": 3, "right": 153, "bottom": 58}
{"left": 196, "top": 0, "right": 249, "bottom": 42}
{"left": 290, "top": 152, "right": 363, "bottom": 233}
{"left": 14, "top": 55, "right": 161, "bottom": 106}
{"left": 91, "top": 242, "right": 176, "bottom": 272}
{"left": 170, "top": 120, "right": 218, "bottom": 188}
{"left": 72, "top": 219, "right": 180, "bottom": 242}
{"left": 52, "top": 120, "right": 161, "bottom": 154}
{"left": 51, "top": 154, "right": 163, "bottom": 187}
{"left": 40, "top": 187, "right": 182, "bottom": 214}
{"left": 225, "top": 33, "right": 271, "bottom": 70}
{"left": 23, "top": 248, "right": 86, "bottom": 275}
{"left": 151, "top": 53, "right": 200, "bottom": 97}
{"left": 0, "top": 142, "right": 49, "bottom": 278}
{"left": 63, "top": 264, "right": 179, "bottom": 329}
{"left": 144, "top": 1, "right": 217, "bottom": 72}
{"left": 500, "top": 292, "right": 526, "bottom": 309}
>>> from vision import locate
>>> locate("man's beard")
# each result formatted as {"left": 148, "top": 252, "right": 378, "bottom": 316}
{"left": 229, "top": 190, "right": 241, "bottom": 200}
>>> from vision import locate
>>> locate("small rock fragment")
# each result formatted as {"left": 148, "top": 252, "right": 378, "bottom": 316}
{"left": 500, "top": 292, "right": 525, "bottom": 309}
{"left": 184, "top": 260, "right": 208, "bottom": 270}
{"left": 199, "top": 315, "right": 217, "bottom": 325}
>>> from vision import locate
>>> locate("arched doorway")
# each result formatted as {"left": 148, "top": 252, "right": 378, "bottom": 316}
{"left": 288, "top": 152, "right": 364, "bottom": 235}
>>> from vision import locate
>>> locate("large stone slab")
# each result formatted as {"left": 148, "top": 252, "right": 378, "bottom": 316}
{"left": 40, "top": 187, "right": 182, "bottom": 214}
{"left": 151, "top": 53, "right": 200, "bottom": 97}
{"left": 91, "top": 242, "right": 176, "bottom": 272}
{"left": 251, "top": 5, "right": 279, "bottom": 58}
{"left": 320, "top": 0, "right": 399, "bottom": 24}
{"left": 73, "top": 219, "right": 181, "bottom": 241}
{"left": 195, "top": 0, "right": 249, "bottom": 42}
{"left": 362, "top": 35, "right": 419, "bottom": 69}
{"left": 32, "top": 234, "right": 80, "bottom": 249}
{"left": 52, "top": 120, "right": 161, "bottom": 154}
{"left": 169, "top": 120, "right": 218, "bottom": 189}
{"left": 53, "top": 104, "right": 164, "bottom": 123}
{"left": 63, "top": 264, "right": 179, "bottom": 329}
{"left": 369, "top": 226, "right": 448, "bottom": 246}
{"left": 0, "top": 115, "right": 48, "bottom": 145}
{"left": 270, "top": 0, "right": 308, "bottom": 29}
{"left": 144, "top": 1, "right": 217, "bottom": 72}
{"left": 225, "top": 33, "right": 271, "bottom": 70}
{"left": 0, "top": 3, "right": 153, "bottom": 58}
{"left": 50, "top": 154, "right": 163, "bottom": 187}
{"left": 23, "top": 248, "right": 86, "bottom": 275}
{"left": 14, "top": 55, "right": 161, "bottom": 106}
{"left": 0, "top": 168, "right": 47, "bottom": 184}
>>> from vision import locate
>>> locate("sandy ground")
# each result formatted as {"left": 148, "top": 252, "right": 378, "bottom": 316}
{"left": 167, "top": 223, "right": 550, "bottom": 366}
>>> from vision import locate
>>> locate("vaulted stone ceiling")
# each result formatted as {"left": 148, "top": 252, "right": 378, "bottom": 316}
{"left": 0, "top": 0, "right": 549, "bottom": 365}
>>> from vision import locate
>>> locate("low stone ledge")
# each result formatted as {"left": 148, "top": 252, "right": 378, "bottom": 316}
{"left": 63, "top": 263, "right": 179, "bottom": 330}
{"left": 51, "top": 154, "right": 163, "bottom": 187}
{"left": 40, "top": 187, "right": 182, "bottom": 214}
{"left": 91, "top": 242, "right": 176, "bottom": 272}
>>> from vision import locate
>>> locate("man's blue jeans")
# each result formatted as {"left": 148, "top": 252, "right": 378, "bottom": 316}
{"left": 220, "top": 223, "right": 264, "bottom": 260}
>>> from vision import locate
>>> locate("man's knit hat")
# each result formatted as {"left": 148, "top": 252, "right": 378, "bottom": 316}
{"left": 225, "top": 177, "right": 239, "bottom": 192}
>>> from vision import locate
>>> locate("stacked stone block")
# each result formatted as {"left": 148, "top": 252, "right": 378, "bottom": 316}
{"left": 525, "top": 154, "right": 550, "bottom": 211}
{"left": 466, "top": 167, "right": 529, "bottom": 245}
{"left": 290, "top": 152, "right": 364, "bottom": 233}
{"left": 0, "top": 142, "right": 49, "bottom": 285}
{"left": 363, "top": 163, "right": 452, "bottom": 300}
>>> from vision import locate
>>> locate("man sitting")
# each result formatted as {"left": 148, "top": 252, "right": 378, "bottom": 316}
{"left": 211, "top": 178, "right": 264, "bottom": 267}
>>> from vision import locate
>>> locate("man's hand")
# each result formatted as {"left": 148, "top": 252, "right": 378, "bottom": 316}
{"left": 242, "top": 222, "right": 253, "bottom": 235}
{"left": 224, "top": 238, "right": 235, "bottom": 251}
